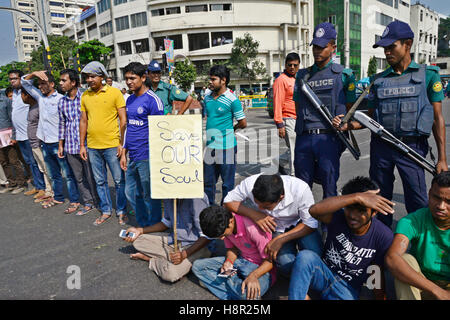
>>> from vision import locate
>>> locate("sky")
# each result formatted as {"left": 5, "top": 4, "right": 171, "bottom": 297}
{"left": 0, "top": 0, "right": 449, "bottom": 66}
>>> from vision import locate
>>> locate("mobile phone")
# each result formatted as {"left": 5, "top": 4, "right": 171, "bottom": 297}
{"left": 119, "top": 229, "right": 135, "bottom": 239}
{"left": 218, "top": 268, "right": 237, "bottom": 278}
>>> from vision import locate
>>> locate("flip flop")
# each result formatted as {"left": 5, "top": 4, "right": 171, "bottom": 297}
{"left": 42, "top": 198, "right": 64, "bottom": 209}
{"left": 118, "top": 214, "right": 128, "bottom": 225}
{"left": 76, "top": 204, "right": 95, "bottom": 216}
{"left": 64, "top": 203, "right": 80, "bottom": 214}
{"left": 93, "top": 215, "right": 111, "bottom": 226}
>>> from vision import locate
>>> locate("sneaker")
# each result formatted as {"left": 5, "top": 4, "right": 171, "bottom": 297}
{"left": 11, "top": 187, "right": 26, "bottom": 194}
{"left": 0, "top": 187, "right": 13, "bottom": 194}
{"left": 24, "top": 188, "right": 38, "bottom": 196}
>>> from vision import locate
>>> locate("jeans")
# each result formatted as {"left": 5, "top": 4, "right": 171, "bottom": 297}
{"left": 273, "top": 229, "right": 323, "bottom": 277}
{"left": 88, "top": 147, "right": 126, "bottom": 215}
{"left": 288, "top": 250, "right": 359, "bottom": 300}
{"left": 192, "top": 256, "right": 272, "bottom": 300}
{"left": 203, "top": 146, "right": 237, "bottom": 205}
{"left": 124, "top": 159, "right": 162, "bottom": 227}
{"left": 17, "top": 140, "right": 45, "bottom": 190}
{"left": 41, "top": 142, "right": 79, "bottom": 203}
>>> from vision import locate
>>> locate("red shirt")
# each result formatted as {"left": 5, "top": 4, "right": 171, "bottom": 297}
{"left": 273, "top": 72, "right": 297, "bottom": 125}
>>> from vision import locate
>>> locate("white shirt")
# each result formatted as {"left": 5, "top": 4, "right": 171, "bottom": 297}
{"left": 223, "top": 174, "right": 318, "bottom": 233}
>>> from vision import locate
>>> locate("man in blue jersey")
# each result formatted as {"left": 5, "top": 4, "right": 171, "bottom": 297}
{"left": 120, "top": 62, "right": 164, "bottom": 227}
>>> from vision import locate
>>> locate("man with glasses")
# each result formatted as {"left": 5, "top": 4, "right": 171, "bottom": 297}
{"left": 273, "top": 53, "right": 301, "bottom": 176}
{"left": 146, "top": 60, "right": 193, "bottom": 115}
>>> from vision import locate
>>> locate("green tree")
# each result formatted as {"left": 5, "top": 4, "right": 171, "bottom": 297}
{"left": 74, "top": 39, "right": 112, "bottom": 65}
{"left": 368, "top": 56, "right": 378, "bottom": 77}
{"left": 173, "top": 59, "right": 197, "bottom": 91}
{"left": 228, "top": 33, "right": 268, "bottom": 89}
{"left": 29, "top": 35, "right": 77, "bottom": 78}
{"left": 0, "top": 61, "right": 29, "bottom": 88}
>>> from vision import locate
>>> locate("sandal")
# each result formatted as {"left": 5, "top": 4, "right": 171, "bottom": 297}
{"left": 64, "top": 203, "right": 80, "bottom": 214}
{"left": 35, "top": 195, "right": 51, "bottom": 203}
{"left": 93, "top": 214, "right": 111, "bottom": 226}
{"left": 42, "top": 198, "right": 64, "bottom": 209}
{"left": 76, "top": 204, "right": 95, "bottom": 216}
{"left": 118, "top": 214, "right": 128, "bottom": 225}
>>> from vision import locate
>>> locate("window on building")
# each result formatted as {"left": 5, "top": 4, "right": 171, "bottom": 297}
{"left": 186, "top": 5, "right": 208, "bottom": 13}
{"left": 210, "top": 4, "right": 232, "bottom": 11}
{"left": 51, "top": 12, "right": 65, "bottom": 18}
{"left": 192, "top": 60, "right": 211, "bottom": 74}
{"left": 114, "top": 0, "right": 127, "bottom": 5}
{"left": 400, "top": 1, "right": 409, "bottom": 7}
{"left": 97, "top": 0, "right": 110, "bottom": 14}
{"left": 376, "top": 12, "right": 393, "bottom": 26}
{"left": 130, "top": 12, "right": 147, "bottom": 28}
{"left": 133, "top": 39, "right": 149, "bottom": 53}
{"left": 88, "top": 24, "right": 97, "bottom": 31}
{"left": 420, "top": 10, "right": 423, "bottom": 22}
{"left": 166, "top": 7, "right": 181, "bottom": 15}
{"left": 376, "top": 57, "right": 387, "bottom": 69}
{"left": 115, "top": 16, "right": 129, "bottom": 32}
{"left": 188, "top": 33, "right": 210, "bottom": 51}
{"left": 328, "top": 15, "right": 336, "bottom": 25}
{"left": 99, "top": 21, "right": 113, "bottom": 37}
{"left": 21, "top": 28, "right": 33, "bottom": 32}
{"left": 153, "top": 34, "right": 183, "bottom": 51}
{"left": 377, "top": 0, "right": 393, "bottom": 6}
{"left": 211, "top": 31, "right": 233, "bottom": 46}
{"left": 108, "top": 45, "right": 115, "bottom": 58}
{"left": 49, "top": 1, "right": 63, "bottom": 6}
{"left": 118, "top": 41, "right": 132, "bottom": 55}
{"left": 18, "top": 2, "right": 30, "bottom": 7}
{"left": 151, "top": 9, "right": 165, "bottom": 16}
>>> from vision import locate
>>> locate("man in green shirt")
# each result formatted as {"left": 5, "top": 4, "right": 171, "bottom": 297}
{"left": 146, "top": 60, "right": 193, "bottom": 115}
{"left": 385, "top": 171, "right": 450, "bottom": 300}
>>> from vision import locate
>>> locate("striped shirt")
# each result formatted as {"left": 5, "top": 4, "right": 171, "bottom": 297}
{"left": 58, "top": 89, "right": 82, "bottom": 154}
{"left": 205, "top": 89, "right": 245, "bottom": 150}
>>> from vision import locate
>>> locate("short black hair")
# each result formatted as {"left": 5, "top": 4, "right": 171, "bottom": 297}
{"left": 285, "top": 52, "right": 300, "bottom": 64}
{"left": 5, "top": 87, "right": 13, "bottom": 96}
{"left": 252, "top": 174, "right": 285, "bottom": 203}
{"left": 8, "top": 69, "right": 24, "bottom": 77}
{"left": 431, "top": 171, "right": 450, "bottom": 188}
{"left": 199, "top": 205, "right": 232, "bottom": 238}
{"left": 341, "top": 176, "right": 379, "bottom": 211}
{"left": 209, "top": 65, "right": 230, "bottom": 86}
{"left": 60, "top": 69, "right": 80, "bottom": 87}
{"left": 124, "top": 62, "right": 147, "bottom": 77}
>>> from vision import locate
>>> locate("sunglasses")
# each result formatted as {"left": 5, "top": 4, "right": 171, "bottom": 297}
{"left": 287, "top": 63, "right": 299, "bottom": 67}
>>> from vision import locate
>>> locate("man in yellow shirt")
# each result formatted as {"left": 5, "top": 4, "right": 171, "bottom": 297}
{"left": 79, "top": 61, "right": 128, "bottom": 226}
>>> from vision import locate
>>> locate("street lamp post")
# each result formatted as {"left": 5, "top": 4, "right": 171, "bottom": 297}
{"left": 0, "top": 6, "right": 53, "bottom": 71}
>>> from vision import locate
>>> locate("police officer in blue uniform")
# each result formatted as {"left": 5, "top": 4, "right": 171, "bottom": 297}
{"left": 293, "top": 22, "right": 357, "bottom": 200}
{"left": 335, "top": 20, "right": 447, "bottom": 227}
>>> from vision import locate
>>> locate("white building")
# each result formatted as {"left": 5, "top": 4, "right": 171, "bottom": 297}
{"left": 147, "top": 0, "right": 314, "bottom": 89}
{"left": 360, "top": 0, "right": 411, "bottom": 78}
{"left": 10, "top": 0, "right": 95, "bottom": 62}
{"left": 410, "top": 3, "right": 439, "bottom": 65}
{"left": 62, "top": 6, "right": 98, "bottom": 43}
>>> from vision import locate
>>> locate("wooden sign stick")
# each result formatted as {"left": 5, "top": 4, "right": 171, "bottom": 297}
{"left": 173, "top": 198, "right": 178, "bottom": 252}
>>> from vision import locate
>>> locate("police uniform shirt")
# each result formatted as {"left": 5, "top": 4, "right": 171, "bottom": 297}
{"left": 151, "top": 81, "right": 189, "bottom": 115}
{"left": 293, "top": 60, "right": 357, "bottom": 104}
{"left": 368, "top": 61, "right": 445, "bottom": 109}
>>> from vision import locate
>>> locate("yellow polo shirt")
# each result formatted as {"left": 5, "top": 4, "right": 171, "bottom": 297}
{"left": 80, "top": 85, "right": 125, "bottom": 149}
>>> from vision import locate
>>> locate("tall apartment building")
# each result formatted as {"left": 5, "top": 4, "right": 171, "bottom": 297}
{"left": 10, "top": 0, "right": 95, "bottom": 62}
{"left": 315, "top": 0, "right": 362, "bottom": 78}
{"left": 410, "top": 3, "right": 439, "bottom": 65}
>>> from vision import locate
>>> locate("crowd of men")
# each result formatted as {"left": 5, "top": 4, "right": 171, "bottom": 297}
{"left": 0, "top": 20, "right": 448, "bottom": 300}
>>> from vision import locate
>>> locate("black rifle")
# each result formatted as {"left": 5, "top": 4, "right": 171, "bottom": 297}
{"left": 299, "top": 79, "right": 361, "bottom": 160}
{"left": 353, "top": 111, "right": 437, "bottom": 176}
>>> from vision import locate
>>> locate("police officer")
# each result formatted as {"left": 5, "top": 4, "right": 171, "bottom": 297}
{"left": 335, "top": 20, "right": 447, "bottom": 227}
{"left": 146, "top": 60, "right": 193, "bottom": 115}
{"left": 293, "top": 22, "right": 357, "bottom": 200}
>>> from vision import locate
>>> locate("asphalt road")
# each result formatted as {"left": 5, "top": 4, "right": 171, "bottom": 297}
{"left": 1, "top": 99, "right": 449, "bottom": 300}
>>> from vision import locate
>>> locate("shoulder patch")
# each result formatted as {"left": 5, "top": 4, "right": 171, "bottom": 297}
{"left": 432, "top": 81, "right": 443, "bottom": 93}
{"left": 348, "top": 82, "right": 355, "bottom": 91}
{"left": 342, "top": 68, "right": 354, "bottom": 77}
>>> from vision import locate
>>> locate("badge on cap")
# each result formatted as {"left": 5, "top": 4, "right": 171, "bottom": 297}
{"left": 316, "top": 28, "right": 325, "bottom": 38}
{"left": 154, "top": 63, "right": 159, "bottom": 67}
{"left": 382, "top": 27, "right": 390, "bottom": 37}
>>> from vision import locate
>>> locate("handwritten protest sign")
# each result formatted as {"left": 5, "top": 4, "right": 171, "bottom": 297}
{"left": 148, "top": 114, "right": 204, "bottom": 199}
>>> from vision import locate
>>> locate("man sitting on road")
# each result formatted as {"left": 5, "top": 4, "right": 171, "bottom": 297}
{"left": 289, "top": 176, "right": 394, "bottom": 300}
{"left": 223, "top": 174, "right": 322, "bottom": 277}
{"left": 385, "top": 171, "right": 450, "bottom": 300}
{"left": 123, "top": 194, "right": 211, "bottom": 283}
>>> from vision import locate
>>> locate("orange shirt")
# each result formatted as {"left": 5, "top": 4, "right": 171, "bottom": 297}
{"left": 273, "top": 72, "right": 297, "bottom": 125}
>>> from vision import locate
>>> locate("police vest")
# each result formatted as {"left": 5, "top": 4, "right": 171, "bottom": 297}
{"left": 373, "top": 65, "right": 434, "bottom": 137}
{"left": 295, "top": 63, "right": 347, "bottom": 133}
